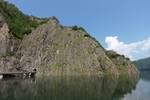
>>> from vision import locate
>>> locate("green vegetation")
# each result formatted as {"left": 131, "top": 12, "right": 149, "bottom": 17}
{"left": 60, "top": 25, "right": 64, "bottom": 29}
{"left": 117, "top": 64, "right": 126, "bottom": 71}
{"left": 0, "top": 1, "right": 48, "bottom": 39}
{"left": 106, "top": 50, "right": 129, "bottom": 61}
{"left": 106, "top": 50, "right": 120, "bottom": 59}
{"left": 72, "top": 25, "right": 86, "bottom": 32}
{"left": 108, "top": 53, "right": 119, "bottom": 59}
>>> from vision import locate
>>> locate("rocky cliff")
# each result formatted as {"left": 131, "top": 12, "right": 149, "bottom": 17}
{"left": 106, "top": 50, "right": 139, "bottom": 83}
{"left": 0, "top": 1, "right": 138, "bottom": 78}
{"left": 0, "top": 15, "right": 9, "bottom": 56}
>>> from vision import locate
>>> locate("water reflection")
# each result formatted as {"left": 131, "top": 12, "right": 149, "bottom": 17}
{"left": 0, "top": 75, "right": 137, "bottom": 100}
{"left": 140, "top": 71, "right": 150, "bottom": 81}
{"left": 121, "top": 71, "right": 150, "bottom": 100}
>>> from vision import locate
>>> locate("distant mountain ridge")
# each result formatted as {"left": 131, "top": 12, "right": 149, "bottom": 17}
{"left": 134, "top": 57, "right": 150, "bottom": 70}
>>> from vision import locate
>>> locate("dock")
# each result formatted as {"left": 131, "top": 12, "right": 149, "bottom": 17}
{"left": 0, "top": 71, "right": 36, "bottom": 79}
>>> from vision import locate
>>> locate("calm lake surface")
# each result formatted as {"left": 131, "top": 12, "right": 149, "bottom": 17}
{"left": 121, "top": 71, "right": 150, "bottom": 100}
{"left": 0, "top": 71, "right": 149, "bottom": 100}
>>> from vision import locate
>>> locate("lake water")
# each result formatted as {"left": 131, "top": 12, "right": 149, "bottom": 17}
{"left": 121, "top": 71, "right": 150, "bottom": 100}
{"left": 0, "top": 71, "right": 149, "bottom": 100}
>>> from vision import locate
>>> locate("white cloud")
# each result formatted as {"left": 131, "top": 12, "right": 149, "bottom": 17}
{"left": 105, "top": 36, "right": 150, "bottom": 61}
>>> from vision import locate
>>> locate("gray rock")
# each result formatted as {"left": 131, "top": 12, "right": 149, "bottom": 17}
{"left": 17, "top": 19, "right": 117, "bottom": 76}
{"left": 0, "top": 16, "right": 9, "bottom": 56}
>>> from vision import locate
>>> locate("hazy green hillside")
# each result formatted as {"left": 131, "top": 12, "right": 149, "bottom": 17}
{"left": 134, "top": 57, "right": 150, "bottom": 70}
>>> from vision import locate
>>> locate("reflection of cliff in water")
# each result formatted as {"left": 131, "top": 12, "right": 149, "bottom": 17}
{"left": 140, "top": 70, "right": 150, "bottom": 81}
{"left": 0, "top": 75, "right": 138, "bottom": 100}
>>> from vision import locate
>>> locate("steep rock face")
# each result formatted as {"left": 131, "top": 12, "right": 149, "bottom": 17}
{"left": 0, "top": 16, "right": 9, "bottom": 56}
{"left": 0, "top": 16, "right": 15, "bottom": 72}
{"left": 0, "top": 57, "right": 18, "bottom": 72}
{"left": 0, "top": 16, "right": 19, "bottom": 72}
{"left": 106, "top": 50, "right": 139, "bottom": 84}
{"left": 17, "top": 19, "right": 117, "bottom": 76}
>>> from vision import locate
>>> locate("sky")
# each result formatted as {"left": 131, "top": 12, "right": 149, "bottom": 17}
{"left": 7, "top": 0, "right": 150, "bottom": 60}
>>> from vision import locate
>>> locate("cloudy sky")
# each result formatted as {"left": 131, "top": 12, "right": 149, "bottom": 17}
{"left": 8, "top": 0, "right": 150, "bottom": 60}
{"left": 105, "top": 36, "right": 150, "bottom": 60}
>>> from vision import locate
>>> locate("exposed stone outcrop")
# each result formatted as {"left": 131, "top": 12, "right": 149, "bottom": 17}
{"left": 16, "top": 19, "right": 117, "bottom": 76}
{"left": 0, "top": 15, "right": 20, "bottom": 72}
{"left": 106, "top": 50, "right": 139, "bottom": 83}
{"left": 0, "top": 57, "right": 18, "bottom": 72}
{"left": 0, "top": 16, "right": 9, "bottom": 56}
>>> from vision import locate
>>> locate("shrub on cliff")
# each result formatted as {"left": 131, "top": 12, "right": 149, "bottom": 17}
{"left": 105, "top": 50, "right": 120, "bottom": 59}
{"left": 72, "top": 25, "right": 86, "bottom": 32}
